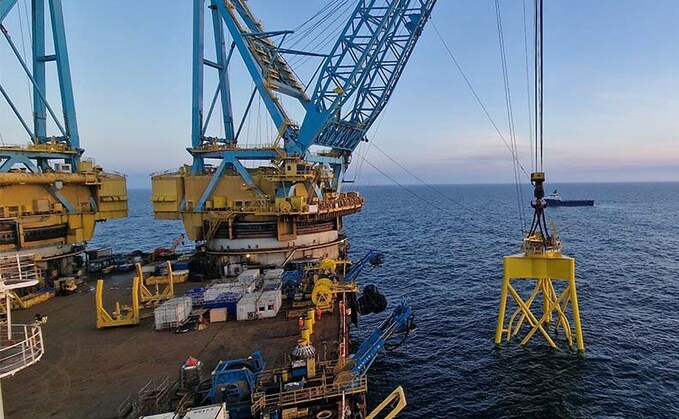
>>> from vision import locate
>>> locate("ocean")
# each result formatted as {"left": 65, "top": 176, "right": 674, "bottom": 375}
{"left": 89, "top": 183, "right": 679, "bottom": 418}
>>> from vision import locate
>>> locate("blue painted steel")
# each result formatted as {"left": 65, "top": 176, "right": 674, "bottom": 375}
{"left": 192, "top": 0, "right": 240, "bottom": 174}
{"left": 48, "top": 0, "right": 80, "bottom": 150}
{"left": 0, "top": 154, "right": 38, "bottom": 172}
{"left": 2, "top": 23, "right": 68, "bottom": 139}
{"left": 45, "top": 185, "right": 76, "bottom": 213}
{"left": 211, "top": 0, "right": 311, "bottom": 154}
{"left": 345, "top": 250, "right": 385, "bottom": 283}
{"left": 348, "top": 300, "right": 415, "bottom": 381}
{"left": 210, "top": 3, "right": 235, "bottom": 142}
{"left": 32, "top": 0, "right": 47, "bottom": 140}
{"left": 191, "top": 0, "right": 205, "bottom": 152}
{"left": 187, "top": 0, "right": 435, "bottom": 208}
{"left": 209, "top": 352, "right": 265, "bottom": 418}
{"left": 1, "top": 0, "right": 83, "bottom": 171}
{"left": 297, "top": 0, "right": 437, "bottom": 152}
{"left": 0, "top": 0, "right": 19, "bottom": 22}
{"left": 196, "top": 158, "right": 229, "bottom": 210}
{"left": 0, "top": 83, "right": 34, "bottom": 138}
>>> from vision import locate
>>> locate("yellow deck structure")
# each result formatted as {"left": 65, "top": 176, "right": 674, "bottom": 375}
{"left": 136, "top": 262, "right": 174, "bottom": 305}
{"left": 0, "top": 152, "right": 128, "bottom": 275}
{"left": 95, "top": 276, "right": 140, "bottom": 329}
{"left": 151, "top": 159, "right": 362, "bottom": 266}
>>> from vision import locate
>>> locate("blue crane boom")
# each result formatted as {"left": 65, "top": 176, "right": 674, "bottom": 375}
{"left": 345, "top": 250, "right": 385, "bottom": 284}
{"left": 342, "top": 300, "right": 415, "bottom": 383}
{"left": 298, "top": 0, "right": 437, "bottom": 152}
{"left": 190, "top": 0, "right": 436, "bottom": 172}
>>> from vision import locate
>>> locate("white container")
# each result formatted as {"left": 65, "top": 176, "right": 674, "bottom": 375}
{"left": 236, "top": 293, "right": 259, "bottom": 321}
{"left": 258, "top": 289, "right": 282, "bottom": 318}
{"left": 154, "top": 297, "right": 193, "bottom": 331}
{"left": 237, "top": 269, "right": 261, "bottom": 289}
{"left": 183, "top": 403, "right": 228, "bottom": 419}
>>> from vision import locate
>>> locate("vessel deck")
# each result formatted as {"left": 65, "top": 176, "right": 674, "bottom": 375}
{"left": 3, "top": 272, "right": 341, "bottom": 418}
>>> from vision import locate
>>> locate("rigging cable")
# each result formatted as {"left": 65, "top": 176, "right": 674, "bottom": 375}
{"left": 352, "top": 150, "right": 449, "bottom": 213}
{"left": 522, "top": 0, "right": 535, "bottom": 173}
{"left": 371, "top": 142, "right": 469, "bottom": 210}
{"left": 535, "top": 0, "right": 544, "bottom": 171}
{"left": 431, "top": 20, "right": 530, "bottom": 182}
{"left": 495, "top": 0, "right": 527, "bottom": 233}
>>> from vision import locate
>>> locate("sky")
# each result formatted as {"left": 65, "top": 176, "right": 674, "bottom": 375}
{"left": 1, "top": 0, "right": 679, "bottom": 188}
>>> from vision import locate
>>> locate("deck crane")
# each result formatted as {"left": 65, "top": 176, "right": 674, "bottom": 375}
{"left": 0, "top": 0, "right": 127, "bottom": 277}
{"left": 311, "top": 249, "right": 387, "bottom": 313}
{"left": 152, "top": 0, "right": 437, "bottom": 268}
{"left": 334, "top": 300, "right": 415, "bottom": 386}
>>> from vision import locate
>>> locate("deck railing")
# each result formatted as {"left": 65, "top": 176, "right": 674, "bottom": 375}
{"left": 0, "top": 323, "right": 44, "bottom": 378}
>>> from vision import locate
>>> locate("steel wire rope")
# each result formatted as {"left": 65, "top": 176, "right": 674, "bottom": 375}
{"left": 292, "top": 21, "right": 353, "bottom": 91}
{"left": 495, "top": 0, "right": 528, "bottom": 233}
{"left": 352, "top": 150, "right": 449, "bottom": 213}
{"left": 370, "top": 142, "right": 469, "bottom": 210}
{"left": 289, "top": 0, "right": 339, "bottom": 38}
{"left": 535, "top": 0, "right": 544, "bottom": 171}
{"left": 287, "top": 2, "right": 354, "bottom": 68}
{"left": 352, "top": 150, "right": 489, "bottom": 233}
{"left": 287, "top": 0, "right": 352, "bottom": 48}
{"left": 349, "top": 99, "right": 392, "bottom": 188}
{"left": 522, "top": 0, "right": 535, "bottom": 173}
{"left": 431, "top": 21, "right": 530, "bottom": 182}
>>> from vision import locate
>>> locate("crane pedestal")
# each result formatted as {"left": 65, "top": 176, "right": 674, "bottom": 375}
{"left": 495, "top": 251, "right": 584, "bottom": 351}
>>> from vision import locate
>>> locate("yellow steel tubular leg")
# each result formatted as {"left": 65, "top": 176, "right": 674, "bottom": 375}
{"left": 507, "top": 285, "right": 557, "bottom": 348}
{"left": 494, "top": 276, "right": 510, "bottom": 345}
{"left": 569, "top": 274, "right": 585, "bottom": 351}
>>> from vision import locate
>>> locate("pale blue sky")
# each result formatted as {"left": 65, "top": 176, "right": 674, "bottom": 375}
{"left": 1, "top": 1, "right": 678, "bottom": 188}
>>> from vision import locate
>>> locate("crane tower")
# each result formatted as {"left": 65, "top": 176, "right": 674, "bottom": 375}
{"left": 0, "top": 0, "right": 128, "bottom": 277}
{"left": 152, "top": 0, "right": 436, "bottom": 269}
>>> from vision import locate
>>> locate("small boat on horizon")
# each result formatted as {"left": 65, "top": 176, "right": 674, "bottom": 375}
{"left": 545, "top": 190, "right": 594, "bottom": 207}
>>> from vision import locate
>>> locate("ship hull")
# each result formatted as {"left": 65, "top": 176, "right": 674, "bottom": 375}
{"left": 545, "top": 199, "right": 594, "bottom": 207}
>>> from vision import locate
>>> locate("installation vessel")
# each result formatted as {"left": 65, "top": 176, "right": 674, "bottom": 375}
{"left": 151, "top": 0, "right": 436, "bottom": 270}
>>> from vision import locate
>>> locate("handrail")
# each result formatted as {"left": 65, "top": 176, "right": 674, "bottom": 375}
{"left": 0, "top": 323, "right": 45, "bottom": 378}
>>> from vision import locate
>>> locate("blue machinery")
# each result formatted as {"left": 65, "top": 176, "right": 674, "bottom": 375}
{"left": 345, "top": 250, "right": 384, "bottom": 284}
{"left": 0, "top": 1, "right": 127, "bottom": 264}
{"left": 152, "top": 0, "right": 437, "bottom": 265}
{"left": 336, "top": 300, "right": 415, "bottom": 387}
{"left": 209, "top": 351, "right": 265, "bottom": 418}
{"left": 208, "top": 302, "right": 415, "bottom": 418}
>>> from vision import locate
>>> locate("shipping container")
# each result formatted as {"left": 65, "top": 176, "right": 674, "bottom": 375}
{"left": 154, "top": 297, "right": 193, "bottom": 331}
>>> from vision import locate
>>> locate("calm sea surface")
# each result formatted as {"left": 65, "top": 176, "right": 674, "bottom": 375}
{"left": 90, "top": 183, "right": 679, "bottom": 418}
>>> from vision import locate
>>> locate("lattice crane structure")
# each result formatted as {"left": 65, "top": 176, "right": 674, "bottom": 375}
{"left": 152, "top": 0, "right": 436, "bottom": 267}
{"left": 0, "top": 0, "right": 127, "bottom": 276}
